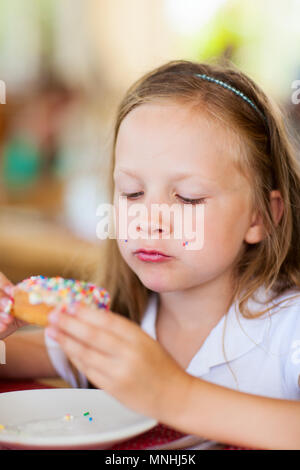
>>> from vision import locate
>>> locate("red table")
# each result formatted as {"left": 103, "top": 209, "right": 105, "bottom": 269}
{"left": 0, "top": 379, "right": 248, "bottom": 450}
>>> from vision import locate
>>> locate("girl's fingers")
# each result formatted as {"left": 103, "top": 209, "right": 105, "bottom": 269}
{"left": 0, "top": 321, "right": 17, "bottom": 339}
{"left": 0, "top": 275, "right": 20, "bottom": 336}
{"left": 68, "top": 304, "right": 117, "bottom": 329}
{"left": 0, "top": 287, "right": 13, "bottom": 298}
{"left": 0, "top": 273, "right": 14, "bottom": 296}
{"left": 0, "top": 297, "right": 14, "bottom": 316}
{"left": 0, "top": 273, "right": 15, "bottom": 318}
{"left": 70, "top": 304, "right": 139, "bottom": 342}
{"left": 79, "top": 368, "right": 106, "bottom": 391}
{"left": 49, "top": 303, "right": 138, "bottom": 344}
{"left": 47, "top": 310, "right": 122, "bottom": 357}
{"left": 0, "top": 313, "right": 12, "bottom": 324}
{"left": 64, "top": 353, "right": 99, "bottom": 386}
{"left": 47, "top": 326, "right": 113, "bottom": 377}
{"left": 68, "top": 353, "right": 106, "bottom": 390}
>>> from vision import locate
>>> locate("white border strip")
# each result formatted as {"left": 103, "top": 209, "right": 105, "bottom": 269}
{"left": 0, "top": 340, "right": 6, "bottom": 364}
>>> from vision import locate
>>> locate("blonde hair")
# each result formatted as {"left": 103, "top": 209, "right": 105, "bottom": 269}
{"left": 92, "top": 58, "right": 300, "bottom": 323}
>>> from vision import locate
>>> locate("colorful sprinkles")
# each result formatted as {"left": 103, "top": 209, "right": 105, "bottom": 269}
{"left": 16, "top": 275, "right": 110, "bottom": 311}
{"left": 63, "top": 413, "right": 73, "bottom": 422}
{"left": 83, "top": 411, "right": 94, "bottom": 422}
{"left": 62, "top": 411, "right": 94, "bottom": 423}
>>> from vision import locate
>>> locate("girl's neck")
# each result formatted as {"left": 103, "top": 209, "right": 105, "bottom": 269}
{"left": 157, "top": 271, "right": 236, "bottom": 333}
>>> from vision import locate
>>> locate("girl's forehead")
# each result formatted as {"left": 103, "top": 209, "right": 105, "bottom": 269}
{"left": 115, "top": 103, "right": 246, "bottom": 190}
{"left": 116, "top": 101, "right": 239, "bottom": 161}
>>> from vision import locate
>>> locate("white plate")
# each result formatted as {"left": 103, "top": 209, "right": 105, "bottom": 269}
{"left": 0, "top": 389, "right": 157, "bottom": 449}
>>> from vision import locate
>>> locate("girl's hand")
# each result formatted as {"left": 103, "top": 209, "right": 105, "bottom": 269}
{"left": 0, "top": 272, "right": 27, "bottom": 339}
{"left": 45, "top": 304, "right": 193, "bottom": 423}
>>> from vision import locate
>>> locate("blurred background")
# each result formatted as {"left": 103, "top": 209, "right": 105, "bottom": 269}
{"left": 1, "top": 0, "right": 300, "bottom": 285}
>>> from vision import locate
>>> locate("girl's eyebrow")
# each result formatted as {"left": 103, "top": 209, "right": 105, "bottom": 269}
{"left": 113, "top": 168, "right": 141, "bottom": 180}
{"left": 172, "top": 171, "right": 215, "bottom": 185}
{"left": 114, "top": 168, "right": 217, "bottom": 187}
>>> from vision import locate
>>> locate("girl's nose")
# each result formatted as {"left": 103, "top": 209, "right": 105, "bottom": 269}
{"left": 136, "top": 213, "right": 171, "bottom": 239}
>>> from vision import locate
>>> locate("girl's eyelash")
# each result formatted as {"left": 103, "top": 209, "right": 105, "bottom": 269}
{"left": 177, "top": 195, "right": 207, "bottom": 205}
{"left": 121, "top": 192, "right": 207, "bottom": 205}
{"left": 121, "top": 192, "right": 143, "bottom": 199}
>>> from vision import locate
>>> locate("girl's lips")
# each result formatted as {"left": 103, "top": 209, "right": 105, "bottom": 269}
{"left": 133, "top": 250, "right": 172, "bottom": 263}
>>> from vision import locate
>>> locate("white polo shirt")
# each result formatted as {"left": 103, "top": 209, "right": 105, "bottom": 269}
{"left": 45, "top": 286, "right": 300, "bottom": 400}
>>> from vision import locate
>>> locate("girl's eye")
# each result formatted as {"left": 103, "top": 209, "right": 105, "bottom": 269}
{"left": 176, "top": 195, "right": 207, "bottom": 205}
{"left": 121, "top": 192, "right": 206, "bottom": 205}
{"left": 121, "top": 192, "right": 143, "bottom": 199}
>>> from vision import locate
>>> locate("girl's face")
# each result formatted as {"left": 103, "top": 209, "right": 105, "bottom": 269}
{"left": 113, "top": 101, "right": 254, "bottom": 293}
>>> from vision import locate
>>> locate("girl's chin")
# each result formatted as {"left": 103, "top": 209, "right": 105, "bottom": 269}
{"left": 137, "top": 274, "right": 177, "bottom": 293}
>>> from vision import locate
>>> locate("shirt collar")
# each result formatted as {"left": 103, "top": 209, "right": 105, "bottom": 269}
{"left": 140, "top": 288, "right": 274, "bottom": 377}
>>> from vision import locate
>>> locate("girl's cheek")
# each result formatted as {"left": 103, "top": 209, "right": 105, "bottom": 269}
{"left": 182, "top": 212, "right": 203, "bottom": 241}
{"left": 114, "top": 204, "right": 127, "bottom": 241}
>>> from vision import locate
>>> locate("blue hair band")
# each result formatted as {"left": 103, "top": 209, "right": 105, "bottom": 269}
{"left": 194, "top": 73, "right": 267, "bottom": 123}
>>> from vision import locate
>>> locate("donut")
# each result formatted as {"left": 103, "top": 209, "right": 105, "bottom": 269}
{"left": 6, "top": 275, "right": 110, "bottom": 327}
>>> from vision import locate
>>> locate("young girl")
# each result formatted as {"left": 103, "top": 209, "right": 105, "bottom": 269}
{"left": 1, "top": 59, "right": 300, "bottom": 450}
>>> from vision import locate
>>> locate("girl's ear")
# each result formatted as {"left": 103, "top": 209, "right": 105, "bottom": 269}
{"left": 244, "top": 211, "right": 265, "bottom": 244}
{"left": 269, "top": 190, "right": 284, "bottom": 227}
{"left": 244, "top": 190, "right": 284, "bottom": 244}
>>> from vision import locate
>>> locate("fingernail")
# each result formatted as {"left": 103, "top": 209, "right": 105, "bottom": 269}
{"left": 0, "top": 312, "right": 11, "bottom": 323}
{"left": 3, "top": 285, "right": 13, "bottom": 296}
{"left": 0, "top": 298, "right": 13, "bottom": 315}
{"left": 48, "top": 310, "right": 60, "bottom": 323}
{"left": 66, "top": 302, "right": 80, "bottom": 315}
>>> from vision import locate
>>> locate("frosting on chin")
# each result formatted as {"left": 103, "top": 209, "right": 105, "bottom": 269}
{"left": 16, "top": 275, "right": 110, "bottom": 310}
